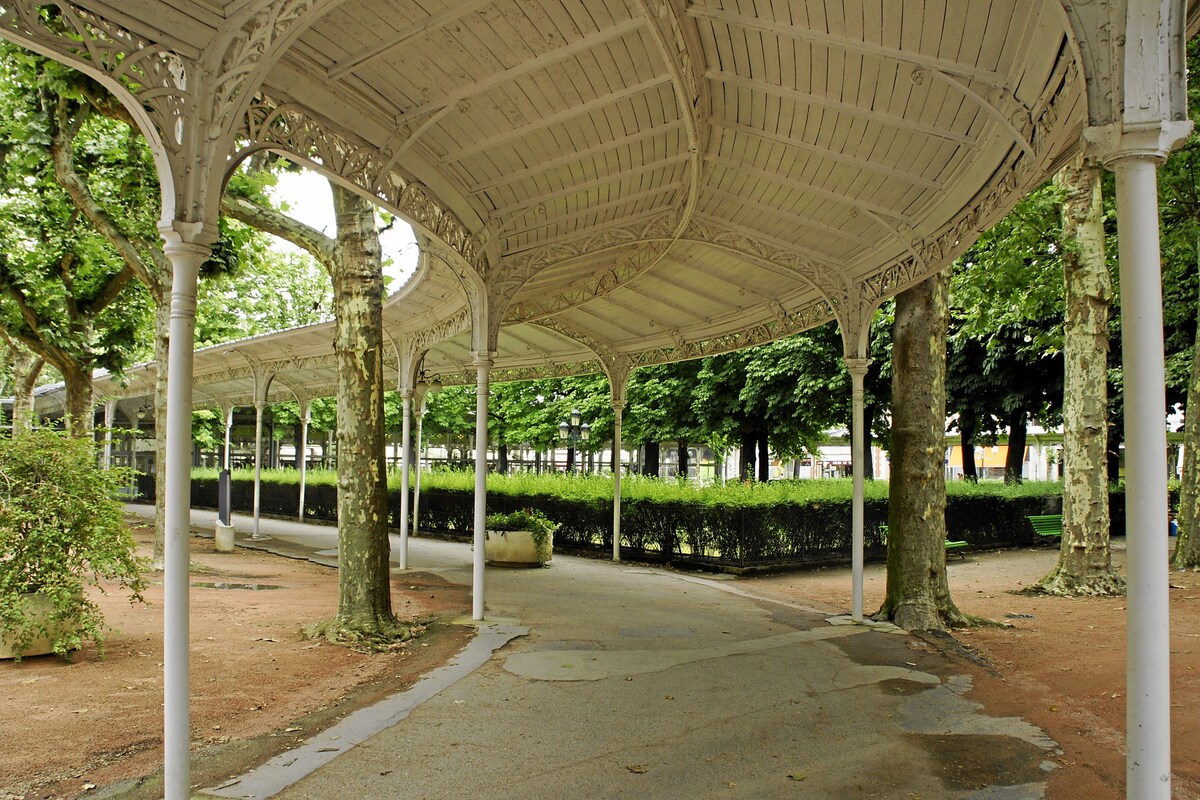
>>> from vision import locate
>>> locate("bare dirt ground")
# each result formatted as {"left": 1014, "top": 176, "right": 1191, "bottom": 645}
{"left": 0, "top": 522, "right": 473, "bottom": 800}
{"left": 4, "top": 527, "right": 1198, "bottom": 799}
{"left": 742, "top": 540, "right": 1200, "bottom": 800}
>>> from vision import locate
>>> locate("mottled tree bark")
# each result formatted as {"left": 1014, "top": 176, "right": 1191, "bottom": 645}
{"left": 4, "top": 340, "right": 43, "bottom": 435}
{"left": 58, "top": 357, "right": 94, "bottom": 438}
{"left": 327, "top": 185, "right": 397, "bottom": 638}
{"left": 1039, "top": 155, "right": 1124, "bottom": 594}
{"left": 225, "top": 183, "right": 405, "bottom": 644}
{"left": 1172, "top": 244, "right": 1200, "bottom": 570}
{"left": 877, "top": 270, "right": 966, "bottom": 630}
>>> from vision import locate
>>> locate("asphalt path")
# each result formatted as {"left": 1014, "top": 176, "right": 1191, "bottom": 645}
{"left": 128, "top": 506, "right": 1057, "bottom": 799}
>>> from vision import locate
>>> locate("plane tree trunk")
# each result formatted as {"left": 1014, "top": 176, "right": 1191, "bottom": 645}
{"left": 1, "top": 336, "right": 43, "bottom": 435}
{"left": 223, "top": 184, "right": 410, "bottom": 647}
{"left": 1173, "top": 318, "right": 1200, "bottom": 569}
{"left": 326, "top": 185, "right": 398, "bottom": 641}
{"left": 877, "top": 270, "right": 967, "bottom": 630}
{"left": 1039, "top": 154, "right": 1124, "bottom": 594}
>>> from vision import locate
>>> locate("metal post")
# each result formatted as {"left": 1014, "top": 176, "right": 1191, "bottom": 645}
{"left": 297, "top": 400, "right": 310, "bottom": 522}
{"left": 223, "top": 405, "right": 234, "bottom": 471}
{"left": 612, "top": 402, "right": 624, "bottom": 561}
{"left": 399, "top": 389, "right": 413, "bottom": 569}
{"left": 846, "top": 358, "right": 869, "bottom": 623}
{"left": 251, "top": 400, "right": 265, "bottom": 540}
{"left": 412, "top": 402, "right": 424, "bottom": 539}
{"left": 102, "top": 398, "right": 116, "bottom": 470}
{"left": 161, "top": 242, "right": 206, "bottom": 800}
{"left": 1114, "top": 154, "right": 1172, "bottom": 798}
{"left": 472, "top": 356, "right": 491, "bottom": 621}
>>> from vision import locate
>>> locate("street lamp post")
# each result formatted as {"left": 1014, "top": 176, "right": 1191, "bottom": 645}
{"left": 558, "top": 408, "right": 590, "bottom": 474}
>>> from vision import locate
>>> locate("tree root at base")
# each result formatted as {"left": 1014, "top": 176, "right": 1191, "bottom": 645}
{"left": 1027, "top": 568, "right": 1126, "bottom": 597}
{"left": 302, "top": 617, "right": 425, "bottom": 653}
{"left": 872, "top": 600, "right": 1001, "bottom": 632}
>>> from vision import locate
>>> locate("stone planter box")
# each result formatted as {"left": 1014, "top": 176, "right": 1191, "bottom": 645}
{"left": 485, "top": 529, "right": 553, "bottom": 567}
{"left": 0, "top": 591, "right": 80, "bottom": 659}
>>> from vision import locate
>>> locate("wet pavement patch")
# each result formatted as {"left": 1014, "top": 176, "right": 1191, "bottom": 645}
{"left": 877, "top": 677, "right": 936, "bottom": 696}
{"left": 914, "top": 733, "right": 1049, "bottom": 791}
{"left": 192, "top": 582, "right": 283, "bottom": 590}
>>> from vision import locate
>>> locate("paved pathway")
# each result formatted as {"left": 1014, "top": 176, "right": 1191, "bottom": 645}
{"left": 130, "top": 507, "right": 1058, "bottom": 799}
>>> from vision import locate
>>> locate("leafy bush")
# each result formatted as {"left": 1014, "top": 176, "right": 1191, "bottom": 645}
{"left": 0, "top": 431, "right": 146, "bottom": 658}
{"left": 192, "top": 466, "right": 339, "bottom": 487}
{"left": 176, "top": 466, "right": 1077, "bottom": 569}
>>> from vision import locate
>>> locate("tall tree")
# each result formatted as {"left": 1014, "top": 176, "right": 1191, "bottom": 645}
{"left": 223, "top": 177, "right": 409, "bottom": 645}
{"left": 626, "top": 361, "right": 703, "bottom": 477}
{"left": 1172, "top": 271, "right": 1200, "bottom": 569}
{"left": 0, "top": 54, "right": 150, "bottom": 436}
{"left": 949, "top": 182, "right": 1067, "bottom": 485}
{"left": 693, "top": 351, "right": 762, "bottom": 479}
{"left": 0, "top": 45, "right": 261, "bottom": 563}
{"left": 877, "top": 270, "right": 967, "bottom": 630}
{"left": 422, "top": 384, "right": 478, "bottom": 467}
{"left": 1163, "top": 37, "right": 1200, "bottom": 570}
{"left": 1038, "top": 154, "right": 1124, "bottom": 594}
{"left": 326, "top": 185, "right": 395, "bottom": 640}
{"left": 194, "top": 247, "right": 331, "bottom": 346}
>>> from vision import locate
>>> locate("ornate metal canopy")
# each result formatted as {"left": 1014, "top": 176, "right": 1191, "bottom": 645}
{"left": 8, "top": 1, "right": 1185, "bottom": 410}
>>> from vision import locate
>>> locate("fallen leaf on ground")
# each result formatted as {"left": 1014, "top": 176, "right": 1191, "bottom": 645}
{"left": 627, "top": 765, "right": 648, "bottom": 774}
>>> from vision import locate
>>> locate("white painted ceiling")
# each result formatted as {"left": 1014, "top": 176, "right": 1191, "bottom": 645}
{"left": 13, "top": 2, "right": 1132, "bottom": 412}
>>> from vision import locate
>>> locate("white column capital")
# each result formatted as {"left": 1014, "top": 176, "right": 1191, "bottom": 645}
{"left": 1083, "top": 120, "right": 1192, "bottom": 168}
{"left": 400, "top": 387, "right": 414, "bottom": 401}
{"left": 160, "top": 239, "right": 214, "bottom": 261}
{"left": 843, "top": 357, "right": 871, "bottom": 376}
{"left": 471, "top": 351, "right": 496, "bottom": 369}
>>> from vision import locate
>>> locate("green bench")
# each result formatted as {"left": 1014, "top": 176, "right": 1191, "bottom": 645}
{"left": 944, "top": 539, "right": 969, "bottom": 554}
{"left": 878, "top": 525, "right": 968, "bottom": 556}
{"left": 1026, "top": 514, "right": 1063, "bottom": 540}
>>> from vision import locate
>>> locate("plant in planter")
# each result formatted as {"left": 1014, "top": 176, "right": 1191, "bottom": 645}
{"left": 484, "top": 509, "right": 559, "bottom": 566}
{"left": 0, "top": 430, "right": 146, "bottom": 659}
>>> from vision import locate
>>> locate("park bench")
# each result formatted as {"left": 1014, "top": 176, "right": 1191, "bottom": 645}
{"left": 1026, "top": 514, "right": 1063, "bottom": 541}
{"left": 878, "top": 525, "right": 969, "bottom": 557}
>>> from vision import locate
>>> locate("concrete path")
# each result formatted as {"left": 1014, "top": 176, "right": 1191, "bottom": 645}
{"left": 131, "top": 507, "right": 1058, "bottom": 799}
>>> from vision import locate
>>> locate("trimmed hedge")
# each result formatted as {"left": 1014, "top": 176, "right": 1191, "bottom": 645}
{"left": 134, "top": 471, "right": 1129, "bottom": 572}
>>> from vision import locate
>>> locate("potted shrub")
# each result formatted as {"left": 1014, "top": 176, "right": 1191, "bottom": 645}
{"left": 484, "top": 509, "right": 558, "bottom": 567}
{"left": 0, "top": 430, "right": 146, "bottom": 660}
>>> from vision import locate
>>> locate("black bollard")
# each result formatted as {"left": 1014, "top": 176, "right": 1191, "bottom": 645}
{"left": 218, "top": 468, "right": 231, "bottom": 526}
